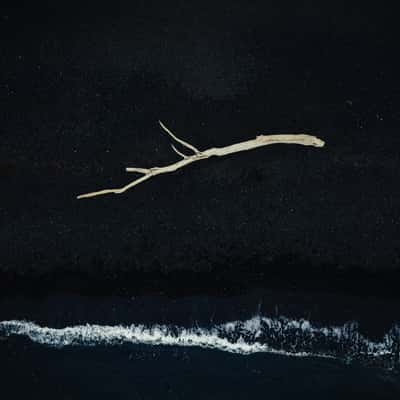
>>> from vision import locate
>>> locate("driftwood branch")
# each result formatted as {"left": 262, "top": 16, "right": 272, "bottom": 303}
{"left": 77, "top": 121, "right": 325, "bottom": 199}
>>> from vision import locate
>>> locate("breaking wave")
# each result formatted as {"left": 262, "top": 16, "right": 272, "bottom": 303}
{"left": 1, "top": 316, "right": 400, "bottom": 368}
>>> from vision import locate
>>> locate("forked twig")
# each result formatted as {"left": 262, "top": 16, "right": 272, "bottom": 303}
{"left": 77, "top": 121, "right": 325, "bottom": 199}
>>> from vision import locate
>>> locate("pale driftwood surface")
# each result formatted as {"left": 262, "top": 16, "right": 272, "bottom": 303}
{"left": 77, "top": 121, "right": 325, "bottom": 199}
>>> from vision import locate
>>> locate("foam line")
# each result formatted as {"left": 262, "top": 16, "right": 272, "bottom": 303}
{"left": 1, "top": 316, "right": 399, "bottom": 365}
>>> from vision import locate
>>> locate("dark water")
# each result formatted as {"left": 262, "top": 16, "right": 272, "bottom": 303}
{"left": 1, "top": 339, "right": 400, "bottom": 400}
{"left": 1, "top": 289, "right": 400, "bottom": 398}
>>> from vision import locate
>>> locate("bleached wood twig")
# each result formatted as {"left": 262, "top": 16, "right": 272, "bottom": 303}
{"left": 77, "top": 121, "right": 324, "bottom": 199}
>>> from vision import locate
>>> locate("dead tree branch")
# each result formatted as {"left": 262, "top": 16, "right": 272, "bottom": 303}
{"left": 77, "top": 121, "right": 325, "bottom": 199}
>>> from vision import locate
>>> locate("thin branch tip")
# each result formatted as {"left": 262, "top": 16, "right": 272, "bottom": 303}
{"left": 125, "top": 167, "right": 151, "bottom": 174}
{"left": 158, "top": 120, "right": 200, "bottom": 154}
{"left": 171, "top": 144, "right": 188, "bottom": 158}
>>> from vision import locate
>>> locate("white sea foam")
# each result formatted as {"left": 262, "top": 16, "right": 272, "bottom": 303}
{"left": 1, "top": 316, "right": 399, "bottom": 365}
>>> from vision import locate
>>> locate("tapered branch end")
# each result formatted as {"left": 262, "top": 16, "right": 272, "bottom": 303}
{"left": 77, "top": 193, "right": 91, "bottom": 200}
{"left": 158, "top": 120, "right": 200, "bottom": 154}
{"left": 171, "top": 144, "right": 188, "bottom": 159}
{"left": 125, "top": 167, "right": 151, "bottom": 173}
{"left": 311, "top": 137, "right": 325, "bottom": 147}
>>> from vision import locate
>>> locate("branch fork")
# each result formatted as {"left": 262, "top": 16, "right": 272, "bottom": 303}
{"left": 77, "top": 121, "right": 324, "bottom": 199}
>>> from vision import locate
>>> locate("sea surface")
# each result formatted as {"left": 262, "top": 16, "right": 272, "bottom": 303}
{"left": 1, "top": 290, "right": 400, "bottom": 399}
